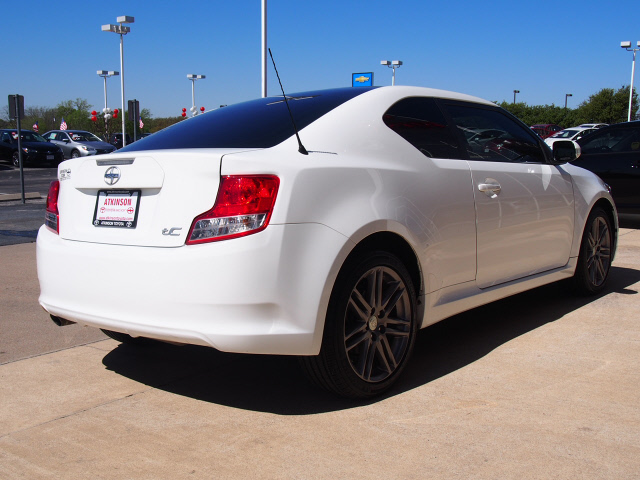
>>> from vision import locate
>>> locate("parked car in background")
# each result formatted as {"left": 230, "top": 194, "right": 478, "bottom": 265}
{"left": 575, "top": 121, "right": 640, "bottom": 214}
{"left": 544, "top": 126, "right": 596, "bottom": 148}
{"left": 578, "top": 123, "right": 608, "bottom": 129}
{"left": 108, "top": 133, "right": 132, "bottom": 149}
{"left": 0, "top": 129, "right": 64, "bottom": 167}
{"left": 531, "top": 124, "right": 563, "bottom": 139}
{"left": 38, "top": 86, "right": 618, "bottom": 399}
{"left": 42, "top": 130, "right": 116, "bottom": 159}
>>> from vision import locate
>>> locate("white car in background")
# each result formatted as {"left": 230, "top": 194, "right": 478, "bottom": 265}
{"left": 37, "top": 86, "right": 618, "bottom": 398}
{"left": 578, "top": 123, "right": 608, "bottom": 129}
{"left": 544, "top": 126, "right": 597, "bottom": 148}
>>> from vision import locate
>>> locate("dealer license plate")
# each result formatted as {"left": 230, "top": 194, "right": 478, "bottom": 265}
{"left": 93, "top": 190, "right": 141, "bottom": 228}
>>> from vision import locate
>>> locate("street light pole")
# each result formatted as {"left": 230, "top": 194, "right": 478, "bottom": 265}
{"left": 102, "top": 16, "right": 134, "bottom": 147}
{"left": 565, "top": 93, "right": 572, "bottom": 108}
{"left": 187, "top": 74, "right": 206, "bottom": 116}
{"left": 97, "top": 70, "right": 119, "bottom": 139}
{"left": 262, "top": 0, "right": 267, "bottom": 97}
{"left": 97, "top": 71, "right": 119, "bottom": 112}
{"left": 513, "top": 90, "right": 520, "bottom": 104}
{"left": 381, "top": 60, "right": 403, "bottom": 86}
{"left": 621, "top": 41, "right": 640, "bottom": 122}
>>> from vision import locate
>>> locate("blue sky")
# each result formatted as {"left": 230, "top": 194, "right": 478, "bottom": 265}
{"left": 3, "top": 0, "right": 638, "bottom": 119}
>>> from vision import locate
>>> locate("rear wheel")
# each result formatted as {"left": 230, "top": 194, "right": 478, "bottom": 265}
{"left": 101, "top": 329, "right": 154, "bottom": 346}
{"left": 11, "top": 152, "right": 20, "bottom": 167}
{"left": 572, "top": 207, "right": 613, "bottom": 295}
{"left": 300, "top": 251, "right": 417, "bottom": 398}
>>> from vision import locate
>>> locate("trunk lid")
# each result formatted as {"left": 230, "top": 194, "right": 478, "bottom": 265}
{"left": 57, "top": 149, "right": 247, "bottom": 247}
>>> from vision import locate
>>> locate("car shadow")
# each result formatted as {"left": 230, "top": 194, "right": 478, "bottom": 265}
{"left": 102, "top": 266, "right": 640, "bottom": 414}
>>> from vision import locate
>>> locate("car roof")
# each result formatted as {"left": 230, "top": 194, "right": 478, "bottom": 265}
{"left": 44, "top": 130, "right": 91, "bottom": 133}
{"left": 0, "top": 128, "right": 37, "bottom": 133}
{"left": 576, "top": 120, "right": 640, "bottom": 144}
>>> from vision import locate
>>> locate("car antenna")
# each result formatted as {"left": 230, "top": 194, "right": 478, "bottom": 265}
{"left": 268, "top": 48, "right": 308, "bottom": 155}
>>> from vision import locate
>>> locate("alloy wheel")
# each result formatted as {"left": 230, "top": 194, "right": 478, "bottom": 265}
{"left": 344, "top": 265, "right": 412, "bottom": 383}
{"left": 586, "top": 216, "right": 611, "bottom": 287}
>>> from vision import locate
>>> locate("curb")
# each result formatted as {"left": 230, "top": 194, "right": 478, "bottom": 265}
{"left": 0, "top": 192, "right": 42, "bottom": 202}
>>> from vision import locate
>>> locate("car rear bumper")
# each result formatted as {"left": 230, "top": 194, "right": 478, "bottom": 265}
{"left": 37, "top": 223, "right": 349, "bottom": 355}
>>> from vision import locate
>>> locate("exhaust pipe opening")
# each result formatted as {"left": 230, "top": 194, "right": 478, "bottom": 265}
{"left": 50, "top": 315, "right": 76, "bottom": 327}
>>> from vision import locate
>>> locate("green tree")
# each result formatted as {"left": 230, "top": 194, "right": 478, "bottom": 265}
{"left": 574, "top": 86, "right": 638, "bottom": 125}
{"left": 54, "top": 98, "right": 93, "bottom": 131}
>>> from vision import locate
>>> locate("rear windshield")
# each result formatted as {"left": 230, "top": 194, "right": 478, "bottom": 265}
{"left": 120, "top": 87, "right": 376, "bottom": 152}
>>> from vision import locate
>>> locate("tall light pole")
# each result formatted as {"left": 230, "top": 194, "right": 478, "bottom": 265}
{"left": 381, "top": 60, "right": 403, "bottom": 86}
{"left": 97, "top": 70, "right": 119, "bottom": 139}
{"left": 513, "top": 90, "right": 520, "bottom": 104}
{"left": 621, "top": 41, "right": 640, "bottom": 122}
{"left": 262, "top": 0, "right": 267, "bottom": 97}
{"left": 187, "top": 74, "right": 206, "bottom": 116}
{"left": 102, "top": 15, "right": 134, "bottom": 147}
{"left": 565, "top": 93, "right": 572, "bottom": 108}
{"left": 97, "top": 70, "right": 119, "bottom": 112}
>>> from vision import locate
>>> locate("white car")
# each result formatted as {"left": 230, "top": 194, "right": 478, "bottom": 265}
{"left": 37, "top": 86, "right": 618, "bottom": 398}
{"left": 544, "top": 126, "right": 596, "bottom": 148}
{"left": 578, "top": 123, "right": 608, "bottom": 129}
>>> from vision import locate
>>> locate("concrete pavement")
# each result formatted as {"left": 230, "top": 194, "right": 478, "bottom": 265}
{"left": 1, "top": 230, "right": 639, "bottom": 479}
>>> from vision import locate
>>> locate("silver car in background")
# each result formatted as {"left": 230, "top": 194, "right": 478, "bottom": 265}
{"left": 42, "top": 130, "right": 116, "bottom": 159}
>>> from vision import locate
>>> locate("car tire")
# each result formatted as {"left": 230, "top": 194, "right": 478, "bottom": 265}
{"left": 571, "top": 206, "right": 613, "bottom": 295}
{"left": 100, "top": 329, "right": 155, "bottom": 346}
{"left": 11, "top": 152, "right": 20, "bottom": 167}
{"left": 300, "top": 251, "right": 418, "bottom": 398}
{"left": 71, "top": 150, "right": 80, "bottom": 158}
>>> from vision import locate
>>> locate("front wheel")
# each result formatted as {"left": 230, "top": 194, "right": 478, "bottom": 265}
{"left": 12, "top": 152, "right": 20, "bottom": 167}
{"left": 71, "top": 150, "right": 80, "bottom": 158}
{"left": 572, "top": 207, "right": 613, "bottom": 295}
{"left": 300, "top": 251, "right": 418, "bottom": 398}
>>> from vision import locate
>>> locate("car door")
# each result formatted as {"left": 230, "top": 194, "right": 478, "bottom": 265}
{"left": 0, "top": 131, "right": 14, "bottom": 159}
{"left": 576, "top": 124, "right": 640, "bottom": 214}
{"left": 443, "top": 102, "right": 575, "bottom": 289}
{"left": 55, "top": 132, "right": 73, "bottom": 158}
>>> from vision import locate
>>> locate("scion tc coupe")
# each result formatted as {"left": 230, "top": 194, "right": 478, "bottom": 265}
{"left": 37, "top": 86, "right": 617, "bottom": 398}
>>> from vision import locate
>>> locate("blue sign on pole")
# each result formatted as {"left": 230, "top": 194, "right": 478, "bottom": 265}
{"left": 352, "top": 72, "right": 373, "bottom": 87}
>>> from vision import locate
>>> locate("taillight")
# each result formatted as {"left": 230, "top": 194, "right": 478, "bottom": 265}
{"left": 186, "top": 175, "right": 279, "bottom": 244}
{"left": 45, "top": 180, "right": 60, "bottom": 234}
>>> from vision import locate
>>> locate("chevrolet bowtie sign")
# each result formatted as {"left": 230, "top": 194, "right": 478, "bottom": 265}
{"left": 352, "top": 72, "right": 373, "bottom": 87}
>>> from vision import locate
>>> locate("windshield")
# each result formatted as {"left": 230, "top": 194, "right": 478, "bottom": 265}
{"left": 69, "top": 132, "right": 102, "bottom": 142}
{"left": 552, "top": 130, "right": 578, "bottom": 138}
{"left": 119, "top": 87, "right": 376, "bottom": 152}
{"left": 15, "top": 131, "right": 47, "bottom": 142}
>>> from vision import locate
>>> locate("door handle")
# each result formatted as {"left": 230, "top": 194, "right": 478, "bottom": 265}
{"left": 478, "top": 179, "right": 501, "bottom": 198}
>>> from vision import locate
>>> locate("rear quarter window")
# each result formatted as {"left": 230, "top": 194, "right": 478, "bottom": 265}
{"left": 383, "top": 97, "right": 461, "bottom": 159}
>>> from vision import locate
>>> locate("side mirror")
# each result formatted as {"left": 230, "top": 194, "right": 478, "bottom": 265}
{"left": 552, "top": 140, "right": 581, "bottom": 164}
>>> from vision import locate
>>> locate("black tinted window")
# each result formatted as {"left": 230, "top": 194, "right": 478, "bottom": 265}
{"left": 445, "top": 104, "right": 546, "bottom": 163}
{"left": 120, "top": 87, "right": 376, "bottom": 152}
{"left": 579, "top": 125, "right": 640, "bottom": 154}
{"left": 383, "top": 97, "right": 460, "bottom": 158}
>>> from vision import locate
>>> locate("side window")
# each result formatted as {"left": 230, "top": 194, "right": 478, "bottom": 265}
{"left": 445, "top": 104, "right": 547, "bottom": 163}
{"left": 580, "top": 127, "right": 640, "bottom": 154}
{"left": 383, "top": 97, "right": 461, "bottom": 159}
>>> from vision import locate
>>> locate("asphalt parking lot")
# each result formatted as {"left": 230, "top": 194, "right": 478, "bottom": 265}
{"left": 1, "top": 182, "right": 639, "bottom": 478}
